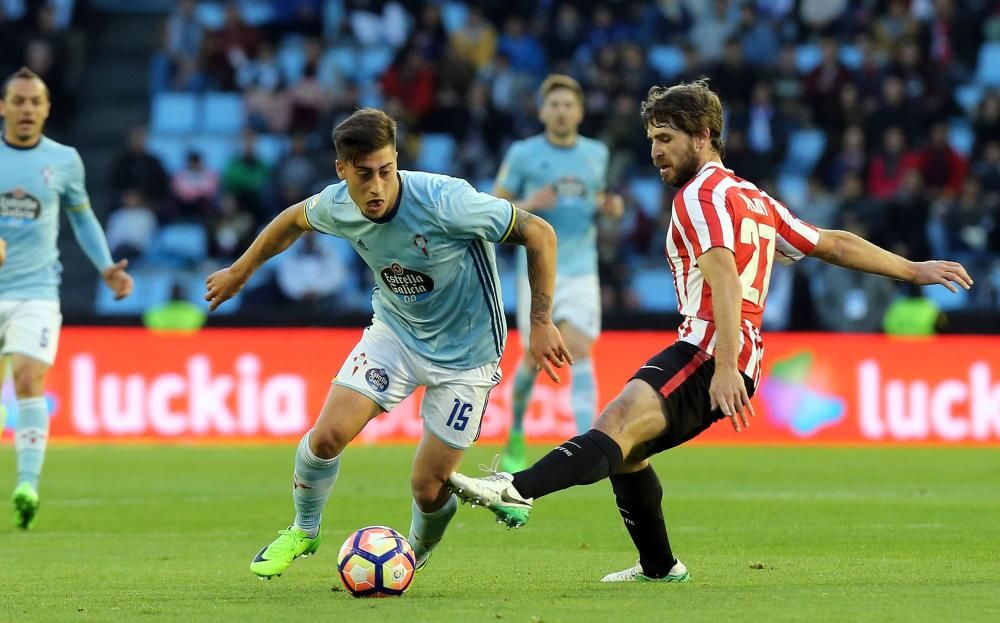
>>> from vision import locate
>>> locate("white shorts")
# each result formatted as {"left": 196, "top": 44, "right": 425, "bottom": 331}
{"left": 334, "top": 320, "right": 502, "bottom": 449}
{"left": 517, "top": 272, "right": 601, "bottom": 346}
{"left": 0, "top": 299, "right": 62, "bottom": 365}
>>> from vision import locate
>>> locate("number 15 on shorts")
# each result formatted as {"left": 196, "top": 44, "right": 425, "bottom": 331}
{"left": 446, "top": 399, "right": 473, "bottom": 431}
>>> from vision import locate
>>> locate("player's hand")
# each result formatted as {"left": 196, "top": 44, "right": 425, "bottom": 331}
{"left": 205, "top": 265, "right": 249, "bottom": 312}
{"left": 0, "top": 237, "right": 6, "bottom": 267}
{"left": 709, "top": 366, "right": 754, "bottom": 433}
{"left": 600, "top": 193, "right": 625, "bottom": 218}
{"left": 526, "top": 186, "right": 557, "bottom": 211}
{"left": 909, "top": 260, "right": 973, "bottom": 293}
{"left": 101, "top": 259, "right": 133, "bottom": 301}
{"left": 529, "top": 321, "right": 573, "bottom": 383}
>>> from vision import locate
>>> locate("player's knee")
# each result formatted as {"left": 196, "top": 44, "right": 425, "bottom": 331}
{"left": 12, "top": 362, "right": 47, "bottom": 397}
{"left": 309, "top": 426, "right": 350, "bottom": 459}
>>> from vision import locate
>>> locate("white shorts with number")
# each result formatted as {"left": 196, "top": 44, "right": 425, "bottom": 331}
{"left": 334, "top": 320, "right": 502, "bottom": 449}
{"left": 517, "top": 272, "right": 601, "bottom": 346}
{"left": 0, "top": 299, "right": 62, "bottom": 365}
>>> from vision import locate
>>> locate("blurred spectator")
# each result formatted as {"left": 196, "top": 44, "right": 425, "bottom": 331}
{"left": 689, "top": 0, "right": 735, "bottom": 63}
{"left": 822, "top": 125, "right": 868, "bottom": 190}
{"left": 382, "top": 46, "right": 436, "bottom": 125}
{"left": 105, "top": 189, "right": 157, "bottom": 262}
{"left": 972, "top": 92, "right": 1000, "bottom": 158}
{"left": 349, "top": 0, "right": 409, "bottom": 49}
{"left": 806, "top": 37, "right": 851, "bottom": 132}
{"left": 867, "top": 126, "right": 921, "bottom": 200}
{"left": 235, "top": 41, "right": 282, "bottom": 92}
{"left": 799, "top": 0, "right": 849, "bottom": 38}
{"left": 276, "top": 232, "right": 349, "bottom": 304}
{"left": 170, "top": 151, "right": 219, "bottom": 221}
{"left": 449, "top": 6, "right": 497, "bottom": 70}
{"left": 545, "top": 3, "right": 586, "bottom": 68}
{"left": 222, "top": 131, "right": 272, "bottom": 210}
{"left": 288, "top": 52, "right": 334, "bottom": 134}
{"left": 738, "top": 3, "right": 779, "bottom": 66}
{"left": 211, "top": 193, "right": 256, "bottom": 260}
{"left": 111, "top": 126, "right": 169, "bottom": 208}
{"left": 739, "top": 81, "right": 790, "bottom": 171}
{"left": 918, "top": 122, "right": 968, "bottom": 196}
{"left": 275, "top": 132, "right": 320, "bottom": 201}
{"left": 165, "top": 0, "right": 203, "bottom": 65}
{"left": 796, "top": 176, "right": 838, "bottom": 230}
{"left": 869, "top": 76, "right": 924, "bottom": 143}
{"left": 202, "top": 1, "right": 264, "bottom": 91}
{"left": 143, "top": 282, "right": 207, "bottom": 333}
{"left": 873, "top": 0, "right": 921, "bottom": 52}
{"left": 882, "top": 169, "right": 931, "bottom": 259}
{"left": 497, "top": 16, "right": 545, "bottom": 78}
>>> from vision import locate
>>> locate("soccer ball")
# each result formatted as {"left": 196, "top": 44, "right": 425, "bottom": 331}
{"left": 337, "top": 526, "right": 416, "bottom": 597}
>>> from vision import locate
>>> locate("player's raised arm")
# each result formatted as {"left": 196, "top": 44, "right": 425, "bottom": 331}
{"left": 500, "top": 208, "right": 572, "bottom": 381}
{"left": 808, "top": 229, "right": 973, "bottom": 293}
{"left": 205, "top": 198, "right": 312, "bottom": 311}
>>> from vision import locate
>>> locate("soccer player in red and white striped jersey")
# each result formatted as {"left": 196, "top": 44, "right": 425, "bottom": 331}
{"left": 448, "top": 80, "right": 973, "bottom": 583}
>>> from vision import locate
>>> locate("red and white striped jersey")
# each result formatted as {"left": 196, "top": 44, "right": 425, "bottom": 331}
{"left": 665, "top": 161, "right": 820, "bottom": 387}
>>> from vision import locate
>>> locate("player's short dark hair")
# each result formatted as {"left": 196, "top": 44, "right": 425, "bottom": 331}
{"left": 539, "top": 74, "right": 584, "bottom": 107}
{"left": 2, "top": 66, "right": 49, "bottom": 99}
{"left": 641, "top": 79, "right": 725, "bottom": 158}
{"left": 332, "top": 108, "right": 397, "bottom": 164}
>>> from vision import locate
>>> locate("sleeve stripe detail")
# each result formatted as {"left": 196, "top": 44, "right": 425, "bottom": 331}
{"left": 65, "top": 202, "right": 91, "bottom": 212}
{"left": 498, "top": 202, "right": 517, "bottom": 242}
{"left": 301, "top": 201, "right": 317, "bottom": 231}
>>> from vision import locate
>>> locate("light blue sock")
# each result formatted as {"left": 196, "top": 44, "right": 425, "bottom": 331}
{"left": 408, "top": 494, "right": 457, "bottom": 563}
{"left": 15, "top": 397, "right": 49, "bottom": 490}
{"left": 570, "top": 359, "right": 597, "bottom": 434}
{"left": 510, "top": 361, "right": 537, "bottom": 434}
{"left": 291, "top": 430, "right": 340, "bottom": 538}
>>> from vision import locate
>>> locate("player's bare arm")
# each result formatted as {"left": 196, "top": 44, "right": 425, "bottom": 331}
{"left": 494, "top": 184, "right": 557, "bottom": 213}
{"left": 101, "top": 259, "right": 133, "bottom": 301}
{"left": 0, "top": 236, "right": 6, "bottom": 266}
{"left": 205, "top": 200, "right": 311, "bottom": 311}
{"left": 810, "top": 229, "right": 973, "bottom": 292}
{"left": 698, "top": 247, "right": 754, "bottom": 432}
{"left": 596, "top": 191, "right": 625, "bottom": 218}
{"left": 500, "top": 207, "right": 572, "bottom": 381}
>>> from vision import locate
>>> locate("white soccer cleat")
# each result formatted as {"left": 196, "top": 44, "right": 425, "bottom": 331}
{"left": 601, "top": 559, "right": 690, "bottom": 583}
{"left": 448, "top": 468, "right": 532, "bottom": 528}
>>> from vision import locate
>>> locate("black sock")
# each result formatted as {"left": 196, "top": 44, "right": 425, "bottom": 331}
{"left": 511, "top": 430, "right": 623, "bottom": 500}
{"left": 610, "top": 465, "right": 676, "bottom": 578}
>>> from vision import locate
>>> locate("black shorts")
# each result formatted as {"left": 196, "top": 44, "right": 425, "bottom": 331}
{"left": 630, "top": 341, "right": 755, "bottom": 457}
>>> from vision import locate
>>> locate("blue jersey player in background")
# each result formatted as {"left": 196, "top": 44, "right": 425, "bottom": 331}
{"left": 205, "top": 108, "right": 571, "bottom": 579}
{"left": 494, "top": 74, "right": 624, "bottom": 472}
{"left": 0, "top": 68, "right": 133, "bottom": 530}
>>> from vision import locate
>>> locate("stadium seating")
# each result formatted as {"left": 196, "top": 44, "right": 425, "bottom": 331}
{"left": 202, "top": 92, "right": 246, "bottom": 134}
{"left": 630, "top": 266, "right": 678, "bottom": 312}
{"left": 648, "top": 45, "right": 686, "bottom": 79}
{"left": 148, "top": 223, "right": 209, "bottom": 267}
{"left": 782, "top": 129, "right": 826, "bottom": 175}
{"left": 94, "top": 267, "right": 173, "bottom": 315}
{"left": 151, "top": 93, "right": 198, "bottom": 134}
{"left": 417, "top": 134, "right": 457, "bottom": 174}
{"left": 975, "top": 42, "right": 1000, "bottom": 87}
{"left": 629, "top": 177, "right": 663, "bottom": 218}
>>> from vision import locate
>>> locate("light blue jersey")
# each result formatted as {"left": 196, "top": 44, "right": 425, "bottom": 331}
{"left": 0, "top": 137, "right": 91, "bottom": 300}
{"left": 496, "top": 134, "right": 609, "bottom": 276}
{"left": 304, "top": 170, "right": 515, "bottom": 369}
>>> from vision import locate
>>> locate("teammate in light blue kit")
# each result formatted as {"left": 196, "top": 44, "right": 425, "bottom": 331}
{"left": 494, "top": 74, "right": 624, "bottom": 472}
{"left": 205, "top": 108, "right": 570, "bottom": 579}
{"left": 0, "top": 68, "right": 133, "bottom": 530}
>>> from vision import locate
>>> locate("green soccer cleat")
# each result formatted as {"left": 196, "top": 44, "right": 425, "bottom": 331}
{"left": 12, "top": 482, "right": 39, "bottom": 530}
{"left": 601, "top": 559, "right": 691, "bottom": 583}
{"left": 250, "top": 527, "right": 322, "bottom": 579}
{"left": 448, "top": 467, "right": 532, "bottom": 529}
{"left": 500, "top": 431, "right": 527, "bottom": 473}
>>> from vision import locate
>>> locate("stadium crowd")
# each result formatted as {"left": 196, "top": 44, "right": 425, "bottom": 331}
{"left": 101, "top": 0, "right": 1000, "bottom": 328}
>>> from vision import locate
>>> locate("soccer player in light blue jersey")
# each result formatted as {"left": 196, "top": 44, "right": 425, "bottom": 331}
{"left": 0, "top": 68, "right": 134, "bottom": 530}
{"left": 205, "top": 108, "right": 571, "bottom": 579}
{"left": 494, "top": 74, "right": 624, "bottom": 472}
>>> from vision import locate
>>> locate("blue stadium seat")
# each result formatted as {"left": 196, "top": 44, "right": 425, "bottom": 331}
{"left": 839, "top": 44, "right": 862, "bottom": 70}
{"left": 277, "top": 36, "right": 307, "bottom": 84}
{"left": 976, "top": 42, "right": 1000, "bottom": 87}
{"left": 357, "top": 46, "right": 396, "bottom": 82}
{"left": 923, "top": 283, "right": 969, "bottom": 312}
{"left": 202, "top": 92, "right": 246, "bottom": 133}
{"left": 648, "top": 45, "right": 685, "bottom": 79}
{"left": 417, "top": 134, "right": 456, "bottom": 174}
{"left": 783, "top": 129, "right": 826, "bottom": 175}
{"left": 795, "top": 44, "right": 822, "bottom": 73}
{"left": 151, "top": 93, "right": 198, "bottom": 134}
{"left": 239, "top": 0, "right": 276, "bottom": 25}
{"left": 631, "top": 267, "right": 677, "bottom": 312}
{"left": 94, "top": 268, "right": 173, "bottom": 316}
{"left": 195, "top": 2, "right": 226, "bottom": 29}
{"left": 629, "top": 177, "right": 663, "bottom": 218}
{"left": 145, "top": 134, "right": 187, "bottom": 173}
{"left": 255, "top": 134, "right": 290, "bottom": 166}
{"left": 954, "top": 84, "right": 982, "bottom": 114}
{"left": 777, "top": 173, "right": 808, "bottom": 211}
{"left": 441, "top": 2, "right": 469, "bottom": 34}
{"left": 948, "top": 120, "right": 975, "bottom": 157}
{"left": 474, "top": 177, "right": 495, "bottom": 193}
{"left": 191, "top": 135, "right": 238, "bottom": 173}
{"left": 149, "top": 224, "right": 208, "bottom": 267}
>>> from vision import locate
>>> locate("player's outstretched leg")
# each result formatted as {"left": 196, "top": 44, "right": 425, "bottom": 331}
{"left": 501, "top": 360, "right": 536, "bottom": 472}
{"left": 601, "top": 464, "right": 689, "bottom": 583}
{"left": 250, "top": 430, "right": 338, "bottom": 578}
{"left": 448, "top": 463, "right": 533, "bottom": 528}
{"left": 12, "top": 481, "right": 39, "bottom": 530}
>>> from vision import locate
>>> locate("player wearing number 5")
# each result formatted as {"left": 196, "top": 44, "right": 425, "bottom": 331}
{"left": 1, "top": 68, "right": 133, "bottom": 530}
{"left": 205, "top": 108, "right": 570, "bottom": 579}
{"left": 449, "top": 80, "right": 972, "bottom": 583}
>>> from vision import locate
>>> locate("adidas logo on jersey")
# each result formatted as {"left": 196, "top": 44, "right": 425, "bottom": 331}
{"left": 357, "top": 238, "right": 369, "bottom": 250}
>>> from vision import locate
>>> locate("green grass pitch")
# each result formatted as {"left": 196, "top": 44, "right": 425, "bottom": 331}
{"left": 2, "top": 444, "right": 998, "bottom": 622}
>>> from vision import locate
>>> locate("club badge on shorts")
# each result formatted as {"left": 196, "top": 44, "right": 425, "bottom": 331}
{"left": 366, "top": 367, "right": 389, "bottom": 392}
